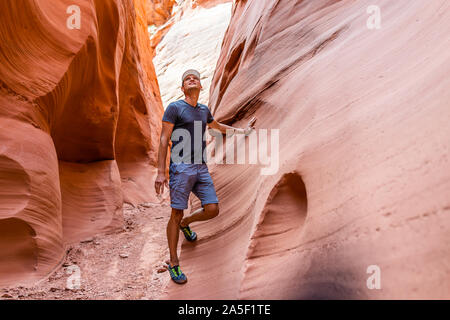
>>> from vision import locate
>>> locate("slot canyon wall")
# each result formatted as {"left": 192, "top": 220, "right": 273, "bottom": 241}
{"left": 165, "top": 0, "right": 450, "bottom": 299}
{"left": 0, "top": 0, "right": 163, "bottom": 287}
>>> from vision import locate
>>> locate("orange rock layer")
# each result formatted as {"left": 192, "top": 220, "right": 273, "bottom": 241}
{"left": 0, "top": 0, "right": 163, "bottom": 286}
{"left": 165, "top": 0, "right": 450, "bottom": 299}
{"left": 146, "top": 0, "right": 176, "bottom": 26}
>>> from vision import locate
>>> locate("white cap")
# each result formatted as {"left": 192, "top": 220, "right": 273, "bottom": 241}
{"left": 182, "top": 69, "right": 201, "bottom": 85}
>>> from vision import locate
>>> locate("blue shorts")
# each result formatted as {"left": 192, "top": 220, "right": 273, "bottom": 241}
{"left": 168, "top": 163, "right": 219, "bottom": 210}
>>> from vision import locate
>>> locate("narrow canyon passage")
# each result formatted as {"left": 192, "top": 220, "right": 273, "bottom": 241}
{"left": 1, "top": 0, "right": 450, "bottom": 300}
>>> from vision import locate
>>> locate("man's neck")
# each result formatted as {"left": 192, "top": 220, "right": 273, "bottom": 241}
{"left": 184, "top": 93, "right": 199, "bottom": 107}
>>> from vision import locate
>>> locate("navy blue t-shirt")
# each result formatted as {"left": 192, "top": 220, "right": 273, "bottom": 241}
{"left": 162, "top": 100, "right": 214, "bottom": 164}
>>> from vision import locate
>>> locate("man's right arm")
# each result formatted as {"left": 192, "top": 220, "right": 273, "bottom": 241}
{"left": 155, "top": 121, "right": 174, "bottom": 195}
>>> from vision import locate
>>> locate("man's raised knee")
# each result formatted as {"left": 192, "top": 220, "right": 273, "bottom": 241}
{"left": 204, "top": 203, "right": 219, "bottom": 218}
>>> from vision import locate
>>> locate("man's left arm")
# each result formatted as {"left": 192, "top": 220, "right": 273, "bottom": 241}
{"left": 208, "top": 116, "right": 257, "bottom": 136}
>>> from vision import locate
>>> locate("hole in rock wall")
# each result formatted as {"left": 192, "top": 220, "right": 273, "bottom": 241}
{"left": 0, "top": 218, "right": 37, "bottom": 283}
{"left": 0, "top": 156, "right": 36, "bottom": 285}
{"left": 249, "top": 172, "right": 307, "bottom": 258}
{"left": 240, "top": 172, "right": 308, "bottom": 298}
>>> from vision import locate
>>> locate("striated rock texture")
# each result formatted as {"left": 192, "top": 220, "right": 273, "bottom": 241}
{"left": 151, "top": 0, "right": 232, "bottom": 107}
{"left": 146, "top": 0, "right": 177, "bottom": 26}
{"left": 0, "top": 0, "right": 163, "bottom": 286}
{"left": 165, "top": 0, "right": 450, "bottom": 299}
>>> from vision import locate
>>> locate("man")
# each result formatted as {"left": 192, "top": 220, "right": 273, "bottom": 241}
{"left": 154, "top": 69, "right": 256, "bottom": 284}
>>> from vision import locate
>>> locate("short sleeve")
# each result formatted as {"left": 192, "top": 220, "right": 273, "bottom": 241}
{"left": 206, "top": 107, "right": 214, "bottom": 124}
{"left": 162, "top": 103, "right": 178, "bottom": 124}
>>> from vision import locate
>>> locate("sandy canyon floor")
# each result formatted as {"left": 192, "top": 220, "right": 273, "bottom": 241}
{"left": 0, "top": 202, "right": 178, "bottom": 300}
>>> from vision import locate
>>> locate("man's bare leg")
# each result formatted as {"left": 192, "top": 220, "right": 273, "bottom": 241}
{"left": 167, "top": 208, "right": 184, "bottom": 267}
{"left": 180, "top": 203, "right": 219, "bottom": 227}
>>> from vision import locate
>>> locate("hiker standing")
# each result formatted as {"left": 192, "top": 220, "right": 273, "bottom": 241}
{"left": 154, "top": 69, "right": 256, "bottom": 284}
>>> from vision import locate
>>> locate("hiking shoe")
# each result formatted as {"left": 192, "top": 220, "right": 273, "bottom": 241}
{"left": 167, "top": 264, "right": 187, "bottom": 284}
{"left": 180, "top": 225, "right": 197, "bottom": 242}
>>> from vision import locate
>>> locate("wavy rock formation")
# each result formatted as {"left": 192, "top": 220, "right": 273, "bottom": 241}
{"left": 146, "top": 0, "right": 177, "bottom": 26}
{"left": 0, "top": 0, "right": 163, "bottom": 287}
{"left": 151, "top": 0, "right": 232, "bottom": 107}
{"left": 165, "top": 0, "right": 450, "bottom": 299}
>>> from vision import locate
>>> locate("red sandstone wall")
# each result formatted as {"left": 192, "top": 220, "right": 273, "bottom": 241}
{"left": 165, "top": 0, "right": 450, "bottom": 299}
{"left": 0, "top": 0, "right": 163, "bottom": 286}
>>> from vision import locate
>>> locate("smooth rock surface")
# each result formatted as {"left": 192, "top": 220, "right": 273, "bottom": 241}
{"left": 165, "top": 0, "right": 450, "bottom": 299}
{"left": 0, "top": 0, "right": 163, "bottom": 286}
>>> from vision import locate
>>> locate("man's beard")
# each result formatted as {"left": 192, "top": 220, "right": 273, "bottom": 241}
{"left": 184, "top": 86, "right": 201, "bottom": 95}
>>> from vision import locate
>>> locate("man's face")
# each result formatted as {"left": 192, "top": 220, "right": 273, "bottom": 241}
{"left": 182, "top": 74, "right": 202, "bottom": 92}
